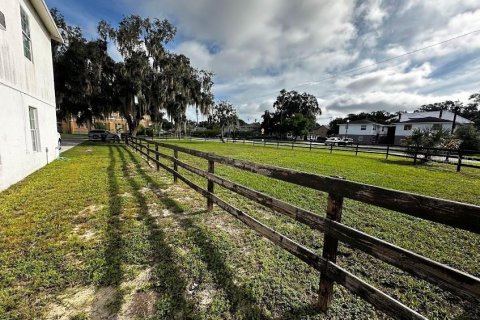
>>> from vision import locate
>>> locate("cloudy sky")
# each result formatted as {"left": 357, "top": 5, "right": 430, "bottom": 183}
{"left": 45, "top": 0, "right": 480, "bottom": 124}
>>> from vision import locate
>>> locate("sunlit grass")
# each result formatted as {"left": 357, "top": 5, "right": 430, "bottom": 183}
{"left": 0, "top": 141, "right": 479, "bottom": 319}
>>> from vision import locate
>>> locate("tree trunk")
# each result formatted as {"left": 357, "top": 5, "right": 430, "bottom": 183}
{"left": 221, "top": 126, "right": 225, "bottom": 143}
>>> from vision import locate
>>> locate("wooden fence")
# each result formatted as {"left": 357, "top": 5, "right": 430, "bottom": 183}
{"left": 127, "top": 136, "right": 480, "bottom": 319}
{"left": 179, "top": 136, "right": 480, "bottom": 172}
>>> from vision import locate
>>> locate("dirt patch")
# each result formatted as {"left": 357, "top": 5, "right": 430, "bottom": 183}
{"left": 46, "top": 269, "right": 156, "bottom": 320}
{"left": 72, "top": 225, "right": 97, "bottom": 241}
{"left": 78, "top": 205, "right": 104, "bottom": 217}
{"left": 162, "top": 209, "right": 172, "bottom": 217}
{"left": 120, "top": 290, "right": 158, "bottom": 319}
{"left": 197, "top": 288, "right": 215, "bottom": 307}
{"left": 139, "top": 186, "right": 151, "bottom": 194}
{"left": 147, "top": 203, "right": 161, "bottom": 217}
{"left": 120, "top": 192, "right": 133, "bottom": 198}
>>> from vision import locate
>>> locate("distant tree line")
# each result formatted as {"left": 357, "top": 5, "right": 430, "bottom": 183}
{"left": 51, "top": 9, "right": 214, "bottom": 136}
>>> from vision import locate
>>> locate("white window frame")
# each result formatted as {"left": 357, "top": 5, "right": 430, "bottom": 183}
{"left": 20, "top": 6, "right": 32, "bottom": 61}
{"left": 360, "top": 125, "right": 367, "bottom": 131}
{"left": 404, "top": 124, "right": 412, "bottom": 131}
{"left": 0, "top": 11, "right": 6, "bottom": 30}
{"left": 29, "top": 107, "right": 41, "bottom": 152}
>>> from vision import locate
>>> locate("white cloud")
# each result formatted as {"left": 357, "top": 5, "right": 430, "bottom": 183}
{"left": 114, "top": 0, "right": 480, "bottom": 122}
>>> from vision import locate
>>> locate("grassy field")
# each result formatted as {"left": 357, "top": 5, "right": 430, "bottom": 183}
{"left": 0, "top": 141, "right": 479, "bottom": 319}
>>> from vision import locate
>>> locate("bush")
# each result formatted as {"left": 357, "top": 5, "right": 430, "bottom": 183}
{"left": 145, "top": 127, "right": 154, "bottom": 137}
{"left": 136, "top": 124, "right": 146, "bottom": 135}
{"left": 93, "top": 122, "right": 106, "bottom": 130}
{"left": 455, "top": 125, "right": 480, "bottom": 151}
{"left": 405, "top": 128, "right": 453, "bottom": 162}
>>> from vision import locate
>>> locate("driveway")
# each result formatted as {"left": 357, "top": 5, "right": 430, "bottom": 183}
{"left": 60, "top": 137, "right": 86, "bottom": 153}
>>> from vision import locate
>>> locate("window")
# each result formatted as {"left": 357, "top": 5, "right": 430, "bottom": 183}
{"left": 0, "top": 11, "right": 6, "bottom": 30}
{"left": 404, "top": 124, "right": 412, "bottom": 131}
{"left": 29, "top": 107, "right": 41, "bottom": 152}
{"left": 372, "top": 126, "right": 376, "bottom": 131}
{"left": 381, "top": 127, "right": 385, "bottom": 132}
{"left": 432, "top": 124, "right": 442, "bottom": 130}
{"left": 361, "top": 125, "right": 367, "bottom": 130}
{"left": 20, "top": 7, "right": 32, "bottom": 60}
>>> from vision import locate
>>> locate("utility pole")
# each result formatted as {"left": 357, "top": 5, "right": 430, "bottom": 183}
{"left": 451, "top": 101, "right": 461, "bottom": 134}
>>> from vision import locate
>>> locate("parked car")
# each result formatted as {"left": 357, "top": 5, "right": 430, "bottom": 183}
{"left": 325, "top": 137, "right": 343, "bottom": 146}
{"left": 88, "top": 130, "right": 120, "bottom": 141}
{"left": 342, "top": 138, "right": 354, "bottom": 145}
{"left": 325, "top": 137, "right": 354, "bottom": 146}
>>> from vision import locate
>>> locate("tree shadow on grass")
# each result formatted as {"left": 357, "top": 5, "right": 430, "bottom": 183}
{"left": 177, "top": 216, "right": 271, "bottom": 319}
{"left": 122, "top": 146, "right": 185, "bottom": 214}
{"left": 116, "top": 145, "right": 196, "bottom": 318}
{"left": 122, "top": 145, "right": 272, "bottom": 318}
{"left": 92, "top": 145, "right": 125, "bottom": 319}
{"left": 453, "top": 303, "right": 480, "bottom": 320}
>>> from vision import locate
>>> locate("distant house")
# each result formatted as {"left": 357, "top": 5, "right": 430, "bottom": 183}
{"left": 60, "top": 112, "right": 129, "bottom": 134}
{"left": 338, "top": 120, "right": 390, "bottom": 144}
{"left": 308, "top": 125, "right": 329, "bottom": 141}
{"left": 393, "top": 111, "right": 473, "bottom": 145}
{"left": 0, "top": 0, "right": 62, "bottom": 191}
{"left": 238, "top": 122, "right": 261, "bottom": 133}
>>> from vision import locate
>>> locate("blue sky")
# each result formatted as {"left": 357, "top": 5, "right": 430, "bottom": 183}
{"left": 45, "top": 0, "right": 480, "bottom": 123}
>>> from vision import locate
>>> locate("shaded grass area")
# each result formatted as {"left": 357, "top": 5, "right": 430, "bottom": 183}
{"left": 1, "top": 141, "right": 479, "bottom": 319}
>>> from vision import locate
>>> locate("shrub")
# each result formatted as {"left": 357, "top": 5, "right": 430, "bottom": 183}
{"left": 455, "top": 125, "right": 480, "bottom": 151}
{"left": 405, "top": 128, "right": 452, "bottom": 162}
{"left": 93, "top": 122, "right": 106, "bottom": 130}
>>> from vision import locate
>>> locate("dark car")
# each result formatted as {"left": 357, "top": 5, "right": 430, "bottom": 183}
{"left": 88, "top": 130, "right": 120, "bottom": 141}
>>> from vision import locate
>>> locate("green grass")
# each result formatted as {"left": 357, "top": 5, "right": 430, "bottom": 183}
{"left": 0, "top": 141, "right": 479, "bottom": 319}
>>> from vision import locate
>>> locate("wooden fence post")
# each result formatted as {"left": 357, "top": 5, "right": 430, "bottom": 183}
{"left": 173, "top": 150, "right": 178, "bottom": 183}
{"left": 385, "top": 145, "right": 390, "bottom": 160}
{"left": 292, "top": 140, "right": 294, "bottom": 150}
{"left": 330, "top": 144, "right": 333, "bottom": 154}
{"left": 355, "top": 143, "right": 359, "bottom": 156}
{"left": 147, "top": 141, "right": 150, "bottom": 159}
{"left": 310, "top": 140, "right": 312, "bottom": 151}
{"left": 207, "top": 160, "right": 215, "bottom": 211}
{"left": 413, "top": 146, "right": 419, "bottom": 165}
{"left": 318, "top": 190, "right": 344, "bottom": 311}
{"left": 155, "top": 144, "right": 160, "bottom": 171}
{"left": 457, "top": 151, "right": 462, "bottom": 172}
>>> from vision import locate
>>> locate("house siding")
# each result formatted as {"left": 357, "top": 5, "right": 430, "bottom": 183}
{"left": 338, "top": 123, "right": 388, "bottom": 144}
{"left": 0, "top": 0, "right": 58, "bottom": 191}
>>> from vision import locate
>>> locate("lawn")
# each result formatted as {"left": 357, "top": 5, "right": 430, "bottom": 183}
{"left": 0, "top": 141, "right": 478, "bottom": 319}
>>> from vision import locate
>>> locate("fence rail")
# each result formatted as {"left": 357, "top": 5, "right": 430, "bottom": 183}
{"left": 170, "top": 136, "right": 480, "bottom": 172}
{"left": 127, "top": 136, "right": 480, "bottom": 319}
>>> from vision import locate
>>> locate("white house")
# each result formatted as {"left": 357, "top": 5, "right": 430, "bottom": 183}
{"left": 338, "top": 120, "right": 390, "bottom": 144}
{"left": 393, "top": 111, "right": 473, "bottom": 145}
{"left": 0, "top": 0, "right": 62, "bottom": 191}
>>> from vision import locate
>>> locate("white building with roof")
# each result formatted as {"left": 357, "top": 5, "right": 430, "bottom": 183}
{"left": 0, "top": 0, "right": 62, "bottom": 191}
{"left": 338, "top": 120, "right": 391, "bottom": 144}
{"left": 393, "top": 110, "right": 473, "bottom": 145}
